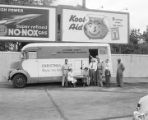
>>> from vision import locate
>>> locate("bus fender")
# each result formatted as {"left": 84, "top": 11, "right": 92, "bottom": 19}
{"left": 9, "top": 69, "right": 30, "bottom": 82}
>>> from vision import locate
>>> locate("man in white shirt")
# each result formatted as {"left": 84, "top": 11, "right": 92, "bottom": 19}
{"left": 62, "top": 59, "right": 70, "bottom": 87}
{"left": 89, "top": 58, "right": 97, "bottom": 85}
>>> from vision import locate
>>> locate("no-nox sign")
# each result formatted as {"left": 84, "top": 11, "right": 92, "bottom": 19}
{"left": 0, "top": 5, "right": 56, "bottom": 42}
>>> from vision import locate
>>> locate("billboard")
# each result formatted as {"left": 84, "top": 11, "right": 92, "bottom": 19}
{"left": 62, "top": 9, "right": 129, "bottom": 44}
{"left": 0, "top": 5, "right": 56, "bottom": 41}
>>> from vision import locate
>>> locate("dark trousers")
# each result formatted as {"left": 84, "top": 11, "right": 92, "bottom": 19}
{"left": 89, "top": 69, "right": 96, "bottom": 85}
{"left": 96, "top": 69, "right": 103, "bottom": 87}
{"left": 116, "top": 72, "right": 123, "bottom": 87}
{"left": 105, "top": 69, "right": 111, "bottom": 87}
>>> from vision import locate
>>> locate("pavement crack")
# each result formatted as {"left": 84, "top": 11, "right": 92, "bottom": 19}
{"left": 45, "top": 89, "right": 69, "bottom": 120}
{"left": 88, "top": 114, "right": 132, "bottom": 120}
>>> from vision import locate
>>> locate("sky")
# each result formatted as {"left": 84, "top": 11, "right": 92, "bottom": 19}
{"left": 86, "top": 0, "right": 148, "bottom": 32}
{"left": 51, "top": 0, "right": 148, "bottom": 33}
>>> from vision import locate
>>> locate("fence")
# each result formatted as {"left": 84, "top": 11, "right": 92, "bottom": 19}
{"left": 0, "top": 52, "right": 148, "bottom": 83}
{"left": 112, "top": 54, "right": 148, "bottom": 77}
{"left": 0, "top": 52, "right": 21, "bottom": 83}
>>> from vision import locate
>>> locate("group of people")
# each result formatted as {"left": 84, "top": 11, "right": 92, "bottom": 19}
{"left": 61, "top": 57, "right": 125, "bottom": 88}
{"left": 88, "top": 56, "right": 111, "bottom": 87}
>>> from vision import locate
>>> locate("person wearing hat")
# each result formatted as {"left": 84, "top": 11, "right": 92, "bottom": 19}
{"left": 116, "top": 58, "right": 125, "bottom": 87}
{"left": 96, "top": 56, "right": 104, "bottom": 87}
{"left": 62, "top": 59, "right": 70, "bottom": 87}
{"left": 89, "top": 57, "right": 97, "bottom": 86}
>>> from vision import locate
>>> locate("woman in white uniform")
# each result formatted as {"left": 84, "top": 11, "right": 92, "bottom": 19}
{"left": 67, "top": 68, "right": 77, "bottom": 87}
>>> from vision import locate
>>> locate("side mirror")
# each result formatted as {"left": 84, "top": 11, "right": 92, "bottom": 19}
{"left": 20, "top": 53, "right": 25, "bottom": 60}
{"left": 20, "top": 54, "right": 23, "bottom": 59}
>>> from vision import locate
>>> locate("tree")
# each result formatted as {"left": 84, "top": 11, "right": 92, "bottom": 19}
{"left": 129, "top": 29, "right": 141, "bottom": 45}
{"left": 143, "top": 31, "right": 148, "bottom": 43}
{"left": 111, "top": 29, "right": 146, "bottom": 54}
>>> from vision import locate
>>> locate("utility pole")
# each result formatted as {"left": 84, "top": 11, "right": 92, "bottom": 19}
{"left": 82, "top": 0, "right": 86, "bottom": 8}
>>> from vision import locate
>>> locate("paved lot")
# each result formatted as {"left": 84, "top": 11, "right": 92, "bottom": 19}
{"left": 0, "top": 78, "right": 148, "bottom": 120}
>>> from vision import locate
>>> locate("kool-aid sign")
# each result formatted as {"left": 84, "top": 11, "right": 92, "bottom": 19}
{"left": 68, "top": 15, "right": 86, "bottom": 30}
{"left": 62, "top": 9, "right": 129, "bottom": 44}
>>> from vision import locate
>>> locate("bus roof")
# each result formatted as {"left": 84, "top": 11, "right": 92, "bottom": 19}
{"left": 22, "top": 42, "right": 109, "bottom": 51}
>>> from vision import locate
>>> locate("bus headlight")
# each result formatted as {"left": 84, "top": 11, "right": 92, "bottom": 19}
{"left": 133, "top": 111, "right": 145, "bottom": 120}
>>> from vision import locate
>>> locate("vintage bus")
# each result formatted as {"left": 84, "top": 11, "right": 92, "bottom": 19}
{"left": 8, "top": 42, "right": 112, "bottom": 88}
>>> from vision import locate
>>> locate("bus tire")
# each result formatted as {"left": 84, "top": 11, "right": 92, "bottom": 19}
{"left": 12, "top": 74, "right": 27, "bottom": 88}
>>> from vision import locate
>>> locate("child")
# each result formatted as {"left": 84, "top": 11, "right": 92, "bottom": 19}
{"left": 67, "top": 68, "right": 77, "bottom": 87}
{"left": 104, "top": 59, "right": 111, "bottom": 87}
{"left": 83, "top": 67, "right": 90, "bottom": 86}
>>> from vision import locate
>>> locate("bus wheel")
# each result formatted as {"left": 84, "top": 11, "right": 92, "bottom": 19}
{"left": 12, "top": 74, "right": 27, "bottom": 88}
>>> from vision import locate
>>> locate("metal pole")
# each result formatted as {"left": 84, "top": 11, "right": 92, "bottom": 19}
{"left": 82, "top": 0, "right": 86, "bottom": 8}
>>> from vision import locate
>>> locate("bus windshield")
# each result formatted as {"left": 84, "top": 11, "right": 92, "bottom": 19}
{"left": 21, "top": 51, "right": 37, "bottom": 59}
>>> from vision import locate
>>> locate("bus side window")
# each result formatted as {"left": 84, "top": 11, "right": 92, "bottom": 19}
{"left": 98, "top": 47, "right": 108, "bottom": 54}
{"left": 27, "top": 51, "right": 37, "bottom": 59}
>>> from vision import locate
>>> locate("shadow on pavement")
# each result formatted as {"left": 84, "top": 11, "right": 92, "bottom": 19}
{"left": 1, "top": 81, "right": 148, "bottom": 94}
